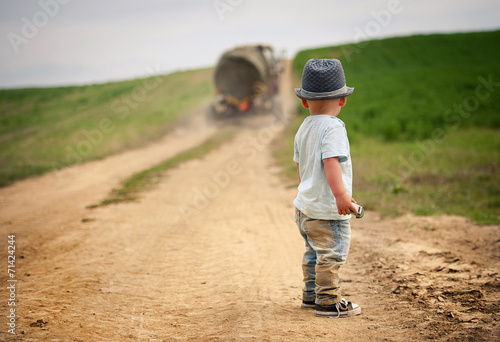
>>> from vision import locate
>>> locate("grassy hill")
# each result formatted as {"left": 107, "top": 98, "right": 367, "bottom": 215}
{"left": 293, "top": 30, "right": 500, "bottom": 141}
{"left": 0, "top": 68, "right": 213, "bottom": 187}
{"left": 277, "top": 30, "right": 500, "bottom": 223}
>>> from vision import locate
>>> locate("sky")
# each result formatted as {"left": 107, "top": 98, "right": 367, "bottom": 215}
{"left": 0, "top": 0, "right": 499, "bottom": 89}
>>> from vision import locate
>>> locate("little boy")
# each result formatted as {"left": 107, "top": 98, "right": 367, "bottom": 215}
{"left": 293, "top": 58, "right": 361, "bottom": 318}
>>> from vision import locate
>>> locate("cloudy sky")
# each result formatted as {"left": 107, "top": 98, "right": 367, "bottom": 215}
{"left": 0, "top": 0, "right": 499, "bottom": 88}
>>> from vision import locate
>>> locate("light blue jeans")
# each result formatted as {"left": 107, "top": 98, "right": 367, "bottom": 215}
{"left": 295, "top": 208, "right": 351, "bottom": 306}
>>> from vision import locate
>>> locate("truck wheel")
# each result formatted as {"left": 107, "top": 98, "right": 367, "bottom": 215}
{"left": 205, "top": 104, "right": 218, "bottom": 123}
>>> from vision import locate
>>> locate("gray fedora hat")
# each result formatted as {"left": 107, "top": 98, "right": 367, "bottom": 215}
{"left": 295, "top": 58, "right": 354, "bottom": 100}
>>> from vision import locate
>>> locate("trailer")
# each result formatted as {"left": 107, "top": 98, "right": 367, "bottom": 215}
{"left": 209, "top": 45, "right": 281, "bottom": 119}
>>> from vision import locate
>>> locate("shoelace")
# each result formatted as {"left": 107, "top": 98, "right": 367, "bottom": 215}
{"left": 338, "top": 299, "right": 348, "bottom": 309}
{"left": 332, "top": 303, "right": 342, "bottom": 318}
{"left": 332, "top": 299, "right": 349, "bottom": 318}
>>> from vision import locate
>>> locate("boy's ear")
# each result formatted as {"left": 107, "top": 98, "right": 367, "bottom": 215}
{"left": 339, "top": 97, "right": 347, "bottom": 107}
{"left": 301, "top": 99, "right": 309, "bottom": 108}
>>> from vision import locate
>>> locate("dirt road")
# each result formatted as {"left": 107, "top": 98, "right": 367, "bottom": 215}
{"left": 1, "top": 64, "right": 499, "bottom": 341}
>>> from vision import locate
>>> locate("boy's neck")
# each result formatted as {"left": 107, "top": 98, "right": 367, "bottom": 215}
{"left": 309, "top": 111, "right": 339, "bottom": 117}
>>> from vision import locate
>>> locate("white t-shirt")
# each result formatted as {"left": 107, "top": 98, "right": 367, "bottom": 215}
{"left": 293, "top": 115, "right": 352, "bottom": 220}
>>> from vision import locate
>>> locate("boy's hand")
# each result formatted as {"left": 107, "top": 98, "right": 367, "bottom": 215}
{"left": 336, "top": 193, "right": 357, "bottom": 216}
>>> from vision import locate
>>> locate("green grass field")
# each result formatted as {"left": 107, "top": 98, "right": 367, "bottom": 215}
{"left": 0, "top": 68, "right": 213, "bottom": 187}
{"left": 276, "top": 30, "right": 500, "bottom": 224}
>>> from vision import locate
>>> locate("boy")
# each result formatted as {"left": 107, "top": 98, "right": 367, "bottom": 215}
{"left": 293, "top": 58, "right": 361, "bottom": 318}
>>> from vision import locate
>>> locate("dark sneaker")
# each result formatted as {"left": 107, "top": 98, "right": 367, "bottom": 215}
{"left": 315, "top": 298, "right": 361, "bottom": 318}
{"left": 301, "top": 300, "right": 315, "bottom": 309}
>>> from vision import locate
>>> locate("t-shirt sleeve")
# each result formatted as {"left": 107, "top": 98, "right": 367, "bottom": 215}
{"left": 293, "top": 137, "right": 300, "bottom": 163}
{"left": 321, "top": 126, "right": 349, "bottom": 162}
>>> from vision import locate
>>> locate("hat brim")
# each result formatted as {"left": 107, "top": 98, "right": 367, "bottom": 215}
{"left": 294, "top": 87, "right": 354, "bottom": 100}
